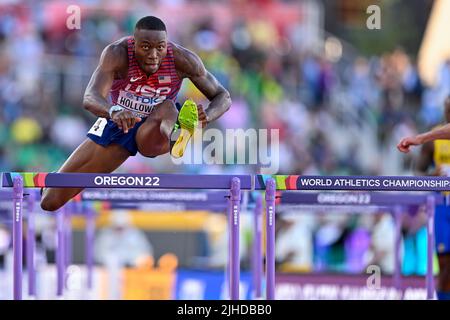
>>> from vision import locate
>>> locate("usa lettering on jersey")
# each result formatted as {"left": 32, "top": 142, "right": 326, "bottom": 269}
{"left": 109, "top": 37, "right": 182, "bottom": 117}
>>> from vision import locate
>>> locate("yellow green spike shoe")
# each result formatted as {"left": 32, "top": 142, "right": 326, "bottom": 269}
{"left": 170, "top": 99, "right": 198, "bottom": 158}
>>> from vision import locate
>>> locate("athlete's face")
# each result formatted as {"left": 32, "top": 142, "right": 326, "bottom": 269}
{"left": 134, "top": 29, "right": 168, "bottom": 75}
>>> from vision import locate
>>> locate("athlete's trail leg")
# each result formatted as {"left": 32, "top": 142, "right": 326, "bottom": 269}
{"left": 40, "top": 139, "right": 130, "bottom": 212}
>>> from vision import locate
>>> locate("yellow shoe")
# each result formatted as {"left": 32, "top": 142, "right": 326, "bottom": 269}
{"left": 170, "top": 99, "right": 198, "bottom": 158}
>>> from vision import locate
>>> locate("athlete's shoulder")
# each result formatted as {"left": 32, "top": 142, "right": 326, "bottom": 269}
{"left": 171, "top": 42, "right": 206, "bottom": 79}
{"left": 104, "top": 37, "right": 129, "bottom": 58}
{"left": 99, "top": 37, "right": 129, "bottom": 72}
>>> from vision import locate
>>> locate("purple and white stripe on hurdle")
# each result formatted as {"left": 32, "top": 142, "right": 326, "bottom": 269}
{"left": 81, "top": 189, "right": 232, "bottom": 211}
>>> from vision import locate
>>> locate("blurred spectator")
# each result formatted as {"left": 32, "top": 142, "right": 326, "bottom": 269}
{"left": 50, "top": 115, "right": 88, "bottom": 151}
{"left": 94, "top": 211, "right": 153, "bottom": 267}
{"left": 367, "top": 212, "right": 396, "bottom": 274}
{"left": 10, "top": 117, "right": 42, "bottom": 144}
{"left": 0, "top": 223, "right": 10, "bottom": 269}
{"left": 206, "top": 211, "right": 251, "bottom": 269}
{"left": 401, "top": 207, "right": 429, "bottom": 276}
{"left": 94, "top": 211, "right": 153, "bottom": 299}
{"left": 275, "top": 212, "right": 315, "bottom": 272}
{"left": 313, "top": 214, "right": 350, "bottom": 272}
{"left": 344, "top": 227, "right": 371, "bottom": 273}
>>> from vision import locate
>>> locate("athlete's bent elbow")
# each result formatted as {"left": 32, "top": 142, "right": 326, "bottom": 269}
{"left": 224, "top": 91, "right": 232, "bottom": 112}
{"left": 82, "top": 96, "right": 92, "bottom": 112}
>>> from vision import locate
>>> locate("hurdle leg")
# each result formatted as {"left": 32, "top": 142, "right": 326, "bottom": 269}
{"left": 426, "top": 195, "right": 436, "bottom": 300}
{"left": 26, "top": 192, "right": 36, "bottom": 298}
{"left": 65, "top": 210, "right": 72, "bottom": 269}
{"left": 265, "top": 179, "right": 276, "bottom": 300}
{"left": 252, "top": 194, "right": 263, "bottom": 299}
{"left": 229, "top": 177, "right": 241, "bottom": 300}
{"left": 226, "top": 195, "right": 231, "bottom": 299}
{"left": 56, "top": 206, "right": 66, "bottom": 298}
{"left": 393, "top": 206, "right": 402, "bottom": 299}
{"left": 85, "top": 207, "right": 95, "bottom": 297}
{"left": 13, "top": 176, "right": 24, "bottom": 300}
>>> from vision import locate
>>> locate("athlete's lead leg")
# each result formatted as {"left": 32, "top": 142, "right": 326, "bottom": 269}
{"left": 135, "top": 99, "right": 179, "bottom": 157}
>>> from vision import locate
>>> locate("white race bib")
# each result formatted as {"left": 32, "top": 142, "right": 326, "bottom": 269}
{"left": 116, "top": 90, "right": 159, "bottom": 117}
{"left": 88, "top": 118, "right": 107, "bottom": 136}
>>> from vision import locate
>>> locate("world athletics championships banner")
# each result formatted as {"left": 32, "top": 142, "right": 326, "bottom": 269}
{"left": 256, "top": 175, "right": 450, "bottom": 191}
{"left": 3, "top": 172, "right": 450, "bottom": 192}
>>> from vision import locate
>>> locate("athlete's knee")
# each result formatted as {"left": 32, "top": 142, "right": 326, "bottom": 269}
{"left": 40, "top": 191, "right": 64, "bottom": 212}
{"left": 140, "top": 143, "right": 169, "bottom": 158}
{"left": 161, "top": 99, "right": 176, "bottom": 109}
{"left": 154, "top": 99, "right": 177, "bottom": 117}
{"left": 40, "top": 199, "right": 61, "bottom": 212}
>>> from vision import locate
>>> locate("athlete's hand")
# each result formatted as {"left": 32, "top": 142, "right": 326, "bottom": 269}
{"left": 111, "top": 110, "right": 142, "bottom": 134}
{"left": 197, "top": 104, "right": 209, "bottom": 128}
{"left": 397, "top": 136, "right": 422, "bottom": 153}
{"left": 432, "top": 165, "right": 444, "bottom": 176}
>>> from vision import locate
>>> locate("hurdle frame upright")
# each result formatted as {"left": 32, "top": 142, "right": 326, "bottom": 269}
{"left": 255, "top": 174, "right": 450, "bottom": 300}
{"left": 81, "top": 185, "right": 246, "bottom": 299}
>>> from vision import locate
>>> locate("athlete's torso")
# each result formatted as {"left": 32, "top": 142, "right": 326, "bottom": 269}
{"left": 434, "top": 139, "right": 450, "bottom": 167}
{"left": 433, "top": 124, "right": 450, "bottom": 171}
{"left": 110, "top": 37, "right": 183, "bottom": 118}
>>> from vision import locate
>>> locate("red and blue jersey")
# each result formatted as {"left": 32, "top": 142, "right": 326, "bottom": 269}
{"left": 109, "top": 37, "right": 183, "bottom": 117}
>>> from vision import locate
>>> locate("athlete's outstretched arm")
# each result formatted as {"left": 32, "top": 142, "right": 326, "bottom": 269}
{"left": 174, "top": 45, "right": 231, "bottom": 125}
{"left": 397, "top": 124, "right": 450, "bottom": 153}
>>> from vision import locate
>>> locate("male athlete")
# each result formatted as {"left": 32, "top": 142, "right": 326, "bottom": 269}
{"left": 397, "top": 97, "right": 450, "bottom": 300}
{"left": 40, "top": 16, "right": 231, "bottom": 212}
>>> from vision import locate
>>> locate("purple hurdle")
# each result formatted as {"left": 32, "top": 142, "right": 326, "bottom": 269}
{"left": 252, "top": 194, "right": 263, "bottom": 299}
{"left": 2, "top": 173, "right": 253, "bottom": 301}
{"left": 393, "top": 205, "right": 402, "bottom": 298}
{"left": 229, "top": 177, "right": 241, "bottom": 300}
{"left": 426, "top": 195, "right": 436, "bottom": 300}
{"left": 86, "top": 206, "right": 95, "bottom": 294}
{"left": 65, "top": 208, "right": 72, "bottom": 269}
{"left": 13, "top": 175, "right": 24, "bottom": 300}
{"left": 26, "top": 191, "right": 36, "bottom": 298}
{"left": 265, "top": 178, "right": 276, "bottom": 300}
{"left": 258, "top": 179, "right": 446, "bottom": 301}
{"left": 56, "top": 206, "right": 66, "bottom": 298}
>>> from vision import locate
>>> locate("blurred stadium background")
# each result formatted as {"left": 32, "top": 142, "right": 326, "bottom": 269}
{"left": 0, "top": 0, "right": 448, "bottom": 299}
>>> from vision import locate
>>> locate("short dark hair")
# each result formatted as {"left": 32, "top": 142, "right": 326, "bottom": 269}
{"left": 135, "top": 16, "right": 166, "bottom": 32}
